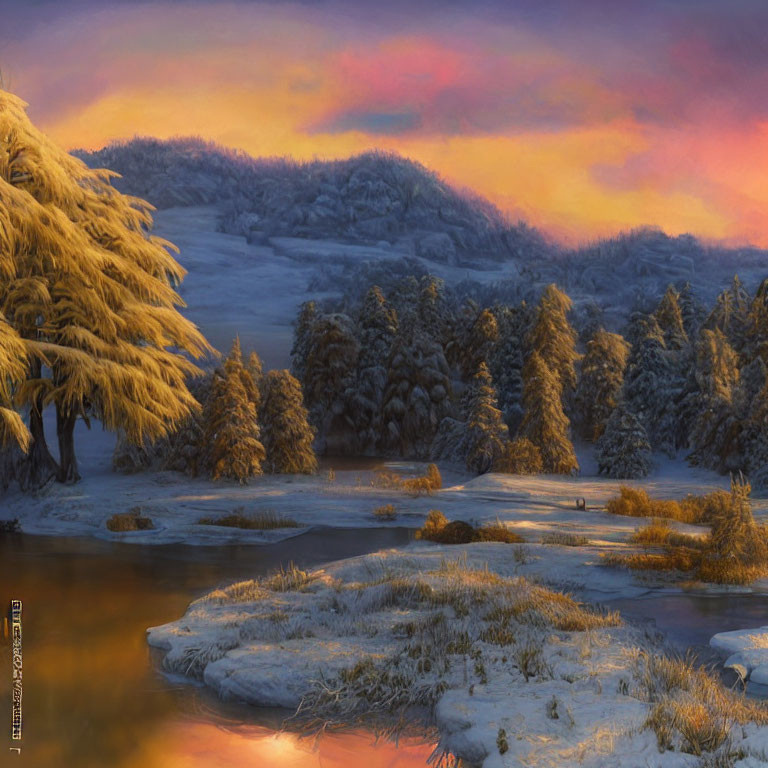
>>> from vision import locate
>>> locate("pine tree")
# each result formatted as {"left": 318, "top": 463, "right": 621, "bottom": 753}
{"left": 527, "top": 284, "right": 578, "bottom": 399}
{"left": 381, "top": 327, "right": 452, "bottom": 458}
{"left": 654, "top": 285, "right": 688, "bottom": 350}
{"left": 688, "top": 329, "right": 740, "bottom": 459}
{"left": 520, "top": 350, "right": 578, "bottom": 474}
{"left": 225, "top": 337, "right": 260, "bottom": 408}
{"left": 623, "top": 312, "right": 681, "bottom": 454}
{"left": 352, "top": 286, "right": 398, "bottom": 454}
{"left": 247, "top": 351, "right": 263, "bottom": 398}
{"left": 575, "top": 328, "right": 630, "bottom": 441}
{"left": 746, "top": 277, "right": 768, "bottom": 365}
{"left": 0, "top": 89, "right": 211, "bottom": 488}
{"left": 303, "top": 312, "right": 359, "bottom": 452}
{"left": 417, "top": 275, "right": 450, "bottom": 342}
{"left": 596, "top": 404, "right": 652, "bottom": 479}
{"left": 464, "top": 362, "right": 509, "bottom": 474}
{"left": 261, "top": 369, "right": 317, "bottom": 474}
{"left": 290, "top": 300, "right": 317, "bottom": 384}
{"left": 203, "top": 367, "right": 265, "bottom": 484}
{"left": 678, "top": 282, "right": 705, "bottom": 339}
{"left": 489, "top": 302, "right": 529, "bottom": 435}
{"left": 459, "top": 308, "right": 499, "bottom": 382}
{"left": 705, "top": 275, "right": 751, "bottom": 350}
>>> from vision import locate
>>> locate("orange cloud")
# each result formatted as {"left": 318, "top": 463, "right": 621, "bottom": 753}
{"left": 4, "top": 1, "right": 768, "bottom": 246}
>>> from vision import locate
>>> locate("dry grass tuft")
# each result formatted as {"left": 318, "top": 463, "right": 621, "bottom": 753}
{"left": 541, "top": 532, "right": 591, "bottom": 547}
{"left": 635, "top": 651, "right": 768, "bottom": 757}
{"left": 106, "top": 508, "right": 154, "bottom": 532}
{"left": 264, "top": 562, "right": 317, "bottom": 592}
{"left": 372, "top": 504, "right": 398, "bottom": 521}
{"left": 606, "top": 487, "right": 734, "bottom": 525}
{"left": 403, "top": 463, "right": 443, "bottom": 496}
{"left": 198, "top": 508, "right": 300, "bottom": 530}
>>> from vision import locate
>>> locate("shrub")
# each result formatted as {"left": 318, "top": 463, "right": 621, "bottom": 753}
{"left": 106, "top": 508, "right": 154, "bottom": 532}
{"left": 493, "top": 437, "right": 543, "bottom": 475}
{"left": 416, "top": 509, "right": 449, "bottom": 540}
{"left": 198, "top": 509, "right": 299, "bottom": 529}
{"left": 416, "top": 512, "right": 525, "bottom": 544}
{"left": 432, "top": 520, "right": 476, "bottom": 544}
{"left": 373, "top": 504, "right": 397, "bottom": 522}
{"left": 403, "top": 463, "right": 443, "bottom": 496}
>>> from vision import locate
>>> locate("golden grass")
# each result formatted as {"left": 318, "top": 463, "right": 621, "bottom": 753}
{"left": 403, "top": 463, "right": 443, "bottom": 496}
{"left": 606, "top": 487, "right": 733, "bottom": 525}
{"left": 630, "top": 519, "right": 705, "bottom": 549}
{"left": 635, "top": 651, "right": 768, "bottom": 756}
{"left": 416, "top": 511, "right": 524, "bottom": 544}
{"left": 373, "top": 504, "right": 398, "bottom": 521}
{"left": 198, "top": 508, "right": 300, "bottom": 529}
{"left": 106, "top": 508, "right": 154, "bottom": 531}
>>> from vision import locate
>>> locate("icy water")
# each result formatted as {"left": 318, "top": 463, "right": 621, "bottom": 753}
{"left": 605, "top": 592, "right": 768, "bottom": 662}
{"left": 0, "top": 529, "right": 435, "bottom": 768}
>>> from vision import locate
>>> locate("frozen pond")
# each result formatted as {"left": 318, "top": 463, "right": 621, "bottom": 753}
{"left": 0, "top": 528, "right": 435, "bottom": 768}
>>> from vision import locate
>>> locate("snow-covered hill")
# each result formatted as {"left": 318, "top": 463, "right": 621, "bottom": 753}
{"left": 75, "top": 139, "right": 552, "bottom": 266}
{"left": 76, "top": 138, "right": 768, "bottom": 342}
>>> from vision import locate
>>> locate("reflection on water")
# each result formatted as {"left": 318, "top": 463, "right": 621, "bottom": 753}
{"left": 0, "top": 529, "right": 433, "bottom": 768}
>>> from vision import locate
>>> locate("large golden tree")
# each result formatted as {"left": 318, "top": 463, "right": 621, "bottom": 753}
{"left": 0, "top": 90, "right": 213, "bottom": 487}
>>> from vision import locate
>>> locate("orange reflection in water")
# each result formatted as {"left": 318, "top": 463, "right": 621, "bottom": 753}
{"left": 126, "top": 721, "right": 435, "bottom": 768}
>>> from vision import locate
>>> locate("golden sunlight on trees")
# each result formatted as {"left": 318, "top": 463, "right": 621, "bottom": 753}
{"left": 0, "top": 90, "right": 212, "bottom": 488}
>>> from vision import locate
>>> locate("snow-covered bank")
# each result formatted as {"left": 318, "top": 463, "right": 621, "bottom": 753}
{"left": 147, "top": 545, "right": 768, "bottom": 767}
{"left": 6, "top": 409, "right": 763, "bottom": 556}
{"left": 711, "top": 627, "right": 768, "bottom": 686}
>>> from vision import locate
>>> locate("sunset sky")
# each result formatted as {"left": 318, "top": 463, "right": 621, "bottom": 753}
{"left": 1, "top": 0, "right": 767, "bottom": 246}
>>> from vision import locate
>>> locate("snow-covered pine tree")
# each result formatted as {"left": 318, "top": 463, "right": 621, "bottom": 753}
{"left": 247, "top": 351, "right": 263, "bottom": 395}
{"left": 527, "top": 284, "right": 578, "bottom": 400}
{"left": 464, "top": 362, "right": 509, "bottom": 474}
{"left": 623, "top": 312, "right": 681, "bottom": 455}
{"left": 687, "top": 329, "right": 740, "bottom": 464}
{"left": 493, "top": 437, "right": 543, "bottom": 475}
{"left": 460, "top": 308, "right": 499, "bottom": 383}
{"left": 596, "top": 404, "right": 652, "bottom": 479}
{"left": 678, "top": 282, "right": 706, "bottom": 340}
{"left": 351, "top": 286, "right": 398, "bottom": 454}
{"left": 290, "top": 300, "right": 318, "bottom": 384}
{"left": 489, "top": 302, "right": 530, "bottom": 435}
{"left": 303, "top": 312, "right": 359, "bottom": 452}
{"left": 520, "top": 350, "right": 578, "bottom": 474}
{"left": 203, "top": 367, "right": 265, "bottom": 484}
{"left": 0, "top": 89, "right": 212, "bottom": 488}
{"left": 381, "top": 326, "right": 453, "bottom": 458}
{"left": 261, "top": 369, "right": 317, "bottom": 474}
{"left": 746, "top": 277, "right": 768, "bottom": 365}
{"left": 224, "top": 337, "right": 261, "bottom": 409}
{"left": 574, "top": 328, "right": 630, "bottom": 441}
{"left": 417, "top": 275, "right": 450, "bottom": 342}
{"left": 654, "top": 285, "right": 688, "bottom": 350}
{"left": 705, "top": 275, "right": 751, "bottom": 350}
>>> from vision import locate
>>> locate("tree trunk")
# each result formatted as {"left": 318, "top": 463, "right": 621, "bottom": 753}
{"left": 55, "top": 406, "right": 80, "bottom": 484}
{"left": 18, "top": 400, "right": 59, "bottom": 491}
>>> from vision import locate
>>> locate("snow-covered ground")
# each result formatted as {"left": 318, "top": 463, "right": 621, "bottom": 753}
{"left": 147, "top": 545, "right": 768, "bottom": 768}
{"left": 6, "top": 414, "right": 766, "bottom": 583}
{"left": 151, "top": 206, "right": 520, "bottom": 368}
